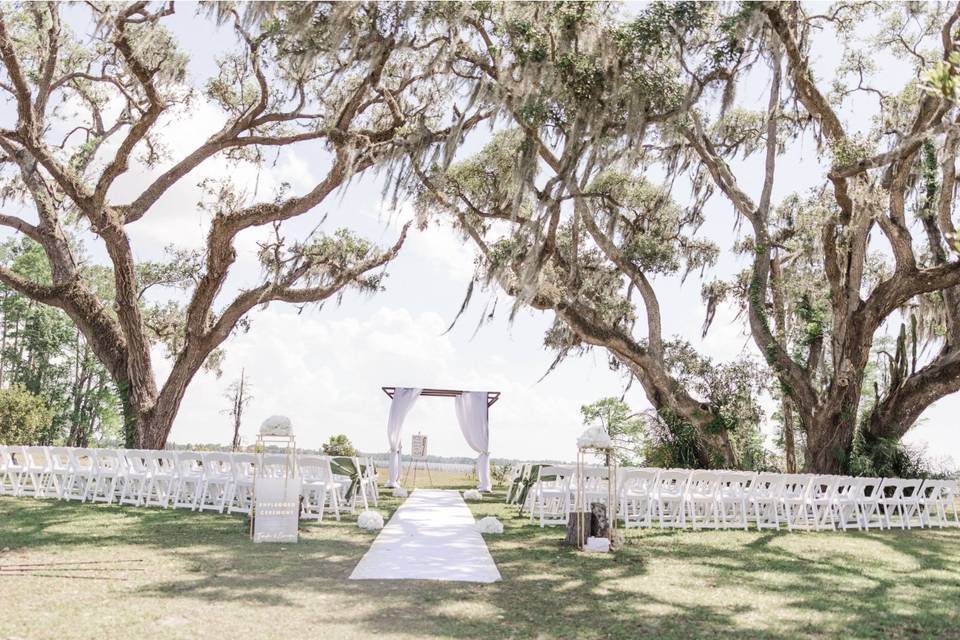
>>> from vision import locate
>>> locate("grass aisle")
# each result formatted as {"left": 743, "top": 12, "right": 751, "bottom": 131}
{"left": 1, "top": 483, "right": 959, "bottom": 639}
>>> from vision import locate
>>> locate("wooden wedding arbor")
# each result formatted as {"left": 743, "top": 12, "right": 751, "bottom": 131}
{"left": 381, "top": 386, "right": 500, "bottom": 491}
{"left": 381, "top": 387, "right": 501, "bottom": 406}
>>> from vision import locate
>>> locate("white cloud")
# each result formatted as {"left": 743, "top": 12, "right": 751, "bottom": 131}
{"left": 166, "top": 304, "right": 618, "bottom": 462}
{"left": 375, "top": 201, "right": 477, "bottom": 283}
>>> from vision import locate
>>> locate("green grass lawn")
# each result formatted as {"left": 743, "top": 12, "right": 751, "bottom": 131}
{"left": 2, "top": 484, "right": 960, "bottom": 640}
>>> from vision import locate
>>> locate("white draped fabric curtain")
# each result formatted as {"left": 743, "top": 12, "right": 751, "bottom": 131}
{"left": 454, "top": 391, "right": 492, "bottom": 492}
{"left": 386, "top": 387, "right": 421, "bottom": 487}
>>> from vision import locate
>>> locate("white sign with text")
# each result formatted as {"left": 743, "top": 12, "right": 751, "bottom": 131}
{"left": 253, "top": 476, "right": 301, "bottom": 543}
{"left": 411, "top": 433, "right": 428, "bottom": 459}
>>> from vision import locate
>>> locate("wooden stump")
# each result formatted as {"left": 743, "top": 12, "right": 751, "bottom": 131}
{"left": 590, "top": 502, "right": 609, "bottom": 539}
{"left": 564, "top": 512, "right": 592, "bottom": 547}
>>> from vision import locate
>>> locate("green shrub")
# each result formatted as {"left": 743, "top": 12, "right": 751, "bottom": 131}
{"left": 0, "top": 385, "right": 53, "bottom": 445}
{"left": 321, "top": 434, "right": 357, "bottom": 457}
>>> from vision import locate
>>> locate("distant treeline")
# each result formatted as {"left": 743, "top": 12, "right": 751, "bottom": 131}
{"left": 166, "top": 442, "right": 570, "bottom": 466}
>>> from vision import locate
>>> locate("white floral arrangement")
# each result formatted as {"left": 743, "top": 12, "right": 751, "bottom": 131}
{"left": 577, "top": 425, "right": 612, "bottom": 449}
{"left": 583, "top": 536, "right": 610, "bottom": 553}
{"left": 475, "top": 516, "right": 503, "bottom": 534}
{"left": 259, "top": 415, "right": 293, "bottom": 436}
{"left": 463, "top": 489, "right": 482, "bottom": 501}
{"left": 357, "top": 510, "right": 384, "bottom": 531}
{"left": 392, "top": 487, "right": 409, "bottom": 498}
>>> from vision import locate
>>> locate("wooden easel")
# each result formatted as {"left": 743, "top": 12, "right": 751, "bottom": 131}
{"left": 402, "top": 432, "right": 433, "bottom": 488}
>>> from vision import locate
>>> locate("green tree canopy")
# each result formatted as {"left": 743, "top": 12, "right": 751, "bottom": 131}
{"left": 0, "top": 2, "right": 485, "bottom": 448}
{"left": 413, "top": 1, "right": 960, "bottom": 473}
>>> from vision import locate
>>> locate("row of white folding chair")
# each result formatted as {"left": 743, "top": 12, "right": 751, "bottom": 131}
{"left": 0, "top": 446, "right": 225, "bottom": 510}
{"left": 530, "top": 466, "right": 617, "bottom": 527}
{"left": 0, "top": 446, "right": 367, "bottom": 519}
{"left": 625, "top": 469, "right": 850, "bottom": 530}
{"left": 0, "top": 446, "right": 118, "bottom": 502}
{"left": 618, "top": 469, "right": 960, "bottom": 531}
{"left": 748, "top": 473, "right": 957, "bottom": 531}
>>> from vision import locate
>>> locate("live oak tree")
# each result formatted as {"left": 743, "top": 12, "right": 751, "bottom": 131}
{"left": 416, "top": 2, "right": 960, "bottom": 473}
{"left": 416, "top": 2, "right": 768, "bottom": 469}
{"left": 0, "top": 2, "right": 479, "bottom": 448}
{"left": 680, "top": 2, "right": 960, "bottom": 473}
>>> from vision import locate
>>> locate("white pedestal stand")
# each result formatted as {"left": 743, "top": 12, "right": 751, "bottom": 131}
{"left": 574, "top": 445, "right": 618, "bottom": 552}
{"left": 251, "top": 434, "right": 301, "bottom": 543}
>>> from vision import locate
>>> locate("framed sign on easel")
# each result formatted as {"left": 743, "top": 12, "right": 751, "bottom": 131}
{"left": 402, "top": 432, "right": 432, "bottom": 488}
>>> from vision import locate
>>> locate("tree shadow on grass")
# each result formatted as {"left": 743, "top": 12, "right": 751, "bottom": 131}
{"left": 4, "top": 494, "right": 960, "bottom": 639}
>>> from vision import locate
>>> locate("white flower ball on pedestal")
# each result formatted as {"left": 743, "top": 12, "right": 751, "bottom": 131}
{"left": 463, "top": 489, "right": 482, "bottom": 501}
{"left": 357, "top": 510, "right": 384, "bottom": 531}
{"left": 577, "top": 425, "right": 612, "bottom": 449}
{"left": 259, "top": 415, "right": 293, "bottom": 436}
{"left": 392, "top": 487, "right": 408, "bottom": 498}
{"left": 475, "top": 516, "right": 503, "bottom": 534}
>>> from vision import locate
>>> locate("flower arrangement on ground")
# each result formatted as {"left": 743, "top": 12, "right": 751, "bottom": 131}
{"left": 392, "top": 487, "right": 409, "bottom": 498}
{"left": 463, "top": 489, "right": 482, "bottom": 501}
{"left": 357, "top": 511, "right": 384, "bottom": 531}
{"left": 475, "top": 516, "right": 503, "bottom": 534}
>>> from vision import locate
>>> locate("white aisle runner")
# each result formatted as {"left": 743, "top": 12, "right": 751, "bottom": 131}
{"left": 349, "top": 489, "right": 501, "bottom": 583}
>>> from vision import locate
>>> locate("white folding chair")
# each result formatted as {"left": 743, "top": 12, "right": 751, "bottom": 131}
{"left": 652, "top": 470, "right": 690, "bottom": 528}
{"left": 20, "top": 446, "right": 51, "bottom": 497}
{"left": 804, "top": 475, "right": 839, "bottom": 531}
{"left": 32, "top": 446, "right": 57, "bottom": 498}
{"left": 854, "top": 477, "right": 885, "bottom": 530}
{"left": 197, "top": 453, "right": 233, "bottom": 513}
{"left": 44, "top": 447, "right": 74, "bottom": 500}
{"left": 257, "top": 453, "right": 289, "bottom": 478}
{"left": 879, "top": 478, "right": 923, "bottom": 529}
{"left": 941, "top": 479, "right": 960, "bottom": 527}
{"left": 118, "top": 450, "right": 150, "bottom": 506}
{"left": 319, "top": 457, "right": 343, "bottom": 521}
{"left": 143, "top": 450, "right": 178, "bottom": 508}
{"left": 63, "top": 448, "right": 97, "bottom": 502}
{"left": 88, "top": 449, "right": 123, "bottom": 504}
{"left": 227, "top": 453, "right": 257, "bottom": 515}
{"left": 361, "top": 457, "right": 379, "bottom": 507}
{"left": 0, "top": 445, "right": 10, "bottom": 496}
{"left": 779, "top": 474, "right": 815, "bottom": 531}
{"left": 685, "top": 470, "right": 722, "bottom": 529}
{"left": 172, "top": 451, "right": 204, "bottom": 510}
{"left": 749, "top": 473, "right": 785, "bottom": 530}
{"left": 919, "top": 480, "right": 950, "bottom": 528}
{"left": 0, "top": 445, "right": 23, "bottom": 496}
{"left": 716, "top": 472, "right": 754, "bottom": 529}
{"left": 301, "top": 455, "right": 339, "bottom": 521}
{"left": 619, "top": 468, "right": 657, "bottom": 528}
{"left": 899, "top": 479, "right": 925, "bottom": 529}
{"left": 505, "top": 464, "right": 525, "bottom": 504}
{"left": 578, "top": 466, "right": 611, "bottom": 516}
{"left": 826, "top": 476, "right": 860, "bottom": 531}
{"left": 535, "top": 466, "right": 573, "bottom": 527}
{"left": 328, "top": 457, "right": 368, "bottom": 513}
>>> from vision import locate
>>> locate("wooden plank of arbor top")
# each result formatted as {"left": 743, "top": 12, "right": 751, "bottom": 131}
{"left": 381, "top": 387, "right": 501, "bottom": 407}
